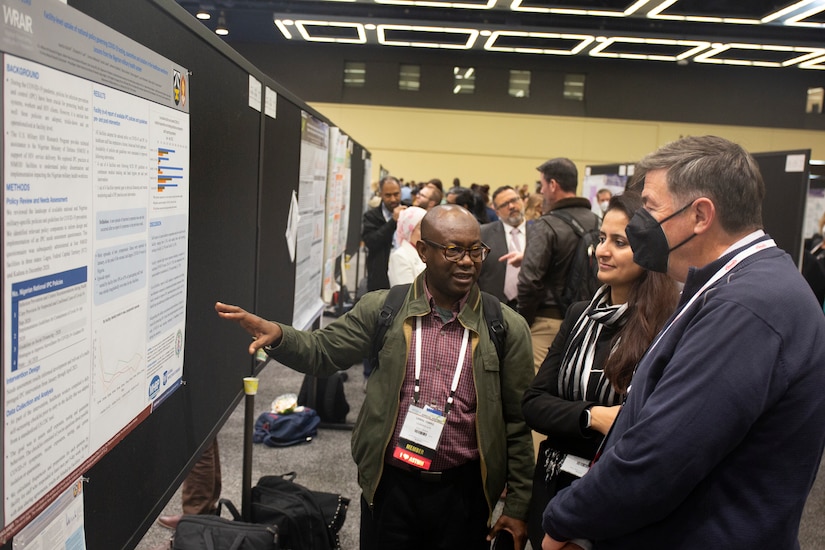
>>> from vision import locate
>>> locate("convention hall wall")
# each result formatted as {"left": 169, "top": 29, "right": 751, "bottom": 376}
{"left": 309, "top": 103, "right": 825, "bottom": 190}
{"left": 234, "top": 41, "right": 825, "bottom": 186}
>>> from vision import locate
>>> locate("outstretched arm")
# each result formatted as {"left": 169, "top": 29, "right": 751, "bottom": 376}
{"left": 215, "top": 302, "right": 283, "bottom": 355}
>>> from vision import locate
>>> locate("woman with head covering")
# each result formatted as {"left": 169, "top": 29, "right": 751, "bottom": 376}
{"left": 388, "top": 206, "right": 428, "bottom": 286}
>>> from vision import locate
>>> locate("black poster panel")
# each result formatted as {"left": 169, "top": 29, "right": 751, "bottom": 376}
{"left": 56, "top": 1, "right": 263, "bottom": 549}
{"left": 754, "top": 150, "right": 811, "bottom": 268}
{"left": 347, "top": 143, "right": 366, "bottom": 256}
{"left": 256, "top": 98, "right": 302, "bottom": 324}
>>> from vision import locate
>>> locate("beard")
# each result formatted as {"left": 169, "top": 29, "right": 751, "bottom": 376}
{"left": 504, "top": 212, "right": 525, "bottom": 227}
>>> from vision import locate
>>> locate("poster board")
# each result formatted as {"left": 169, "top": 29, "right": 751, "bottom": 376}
{"left": 292, "top": 112, "right": 329, "bottom": 329}
{"left": 753, "top": 150, "right": 810, "bottom": 268}
{"left": 1, "top": 0, "right": 189, "bottom": 540}
{"left": 322, "top": 128, "right": 351, "bottom": 303}
{"left": 0, "top": 0, "right": 373, "bottom": 546}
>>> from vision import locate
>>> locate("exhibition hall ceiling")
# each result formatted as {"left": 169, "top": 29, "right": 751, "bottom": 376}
{"left": 175, "top": 0, "right": 825, "bottom": 69}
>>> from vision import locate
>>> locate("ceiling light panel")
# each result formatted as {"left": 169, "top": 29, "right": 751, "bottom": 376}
{"left": 693, "top": 43, "right": 825, "bottom": 68}
{"left": 761, "top": 0, "right": 819, "bottom": 23}
{"left": 378, "top": 25, "right": 479, "bottom": 48}
{"left": 510, "top": 0, "right": 651, "bottom": 16}
{"left": 294, "top": 20, "right": 367, "bottom": 43}
{"left": 590, "top": 36, "right": 710, "bottom": 61}
{"left": 784, "top": 2, "right": 825, "bottom": 26}
{"left": 484, "top": 31, "right": 594, "bottom": 54}
{"left": 648, "top": 0, "right": 816, "bottom": 24}
{"left": 800, "top": 55, "right": 825, "bottom": 69}
{"left": 270, "top": 12, "right": 825, "bottom": 69}
{"left": 376, "top": 0, "right": 497, "bottom": 8}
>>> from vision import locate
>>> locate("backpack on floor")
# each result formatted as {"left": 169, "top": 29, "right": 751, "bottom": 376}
{"left": 297, "top": 372, "right": 350, "bottom": 425}
{"left": 251, "top": 472, "right": 350, "bottom": 550}
{"left": 253, "top": 408, "right": 320, "bottom": 448}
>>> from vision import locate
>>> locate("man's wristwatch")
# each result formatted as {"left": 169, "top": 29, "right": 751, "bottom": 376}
{"left": 583, "top": 407, "right": 592, "bottom": 430}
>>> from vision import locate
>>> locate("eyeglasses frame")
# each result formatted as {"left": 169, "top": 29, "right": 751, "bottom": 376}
{"left": 421, "top": 238, "right": 491, "bottom": 263}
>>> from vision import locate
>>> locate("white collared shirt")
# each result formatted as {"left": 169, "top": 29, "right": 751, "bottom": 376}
{"left": 503, "top": 220, "right": 527, "bottom": 252}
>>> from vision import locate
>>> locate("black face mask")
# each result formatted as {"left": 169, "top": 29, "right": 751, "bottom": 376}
{"left": 626, "top": 202, "right": 696, "bottom": 273}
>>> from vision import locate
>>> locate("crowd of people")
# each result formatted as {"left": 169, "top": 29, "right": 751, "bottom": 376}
{"left": 206, "top": 136, "right": 825, "bottom": 550}
{"left": 369, "top": 177, "right": 544, "bottom": 226}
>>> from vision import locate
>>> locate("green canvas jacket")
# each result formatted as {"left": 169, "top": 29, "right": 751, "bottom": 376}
{"left": 267, "top": 275, "right": 535, "bottom": 522}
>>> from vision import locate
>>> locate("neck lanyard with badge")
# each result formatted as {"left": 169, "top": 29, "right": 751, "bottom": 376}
{"left": 392, "top": 316, "right": 469, "bottom": 471}
{"left": 588, "top": 238, "right": 777, "bottom": 467}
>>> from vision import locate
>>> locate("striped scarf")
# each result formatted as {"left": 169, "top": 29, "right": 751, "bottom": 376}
{"left": 557, "top": 285, "right": 628, "bottom": 405}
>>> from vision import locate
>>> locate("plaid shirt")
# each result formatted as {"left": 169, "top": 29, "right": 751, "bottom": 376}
{"left": 386, "top": 284, "right": 480, "bottom": 471}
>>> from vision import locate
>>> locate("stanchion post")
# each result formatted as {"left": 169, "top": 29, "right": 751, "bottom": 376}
{"left": 242, "top": 376, "right": 259, "bottom": 522}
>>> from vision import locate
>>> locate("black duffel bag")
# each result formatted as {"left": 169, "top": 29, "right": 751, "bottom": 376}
{"left": 171, "top": 511, "right": 279, "bottom": 550}
{"left": 251, "top": 472, "right": 349, "bottom": 550}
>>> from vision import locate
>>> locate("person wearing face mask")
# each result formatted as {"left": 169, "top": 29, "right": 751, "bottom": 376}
{"left": 541, "top": 135, "right": 825, "bottom": 550}
{"left": 521, "top": 191, "right": 679, "bottom": 550}
{"left": 595, "top": 189, "right": 612, "bottom": 217}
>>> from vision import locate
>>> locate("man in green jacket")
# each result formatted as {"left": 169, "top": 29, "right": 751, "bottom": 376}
{"left": 216, "top": 205, "right": 534, "bottom": 550}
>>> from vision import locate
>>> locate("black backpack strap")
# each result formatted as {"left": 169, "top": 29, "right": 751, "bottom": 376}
{"left": 217, "top": 497, "right": 242, "bottom": 521}
{"left": 370, "top": 284, "right": 410, "bottom": 370}
{"left": 544, "top": 210, "right": 600, "bottom": 312}
{"left": 549, "top": 209, "right": 585, "bottom": 238}
{"left": 480, "top": 291, "right": 506, "bottom": 362}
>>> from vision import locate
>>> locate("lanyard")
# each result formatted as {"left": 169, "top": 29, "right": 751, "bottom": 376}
{"left": 596, "top": 239, "right": 777, "bottom": 467}
{"left": 647, "top": 238, "right": 776, "bottom": 356}
{"left": 414, "top": 316, "right": 470, "bottom": 415}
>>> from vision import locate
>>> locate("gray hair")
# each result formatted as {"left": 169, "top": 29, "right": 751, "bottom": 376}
{"left": 637, "top": 135, "right": 764, "bottom": 234}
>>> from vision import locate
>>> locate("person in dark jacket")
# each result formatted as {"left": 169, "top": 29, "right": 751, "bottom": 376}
{"left": 362, "top": 175, "right": 405, "bottom": 291}
{"left": 521, "top": 191, "right": 678, "bottom": 550}
{"left": 518, "top": 158, "right": 600, "bottom": 372}
{"left": 478, "top": 186, "right": 526, "bottom": 308}
{"left": 542, "top": 135, "right": 825, "bottom": 550}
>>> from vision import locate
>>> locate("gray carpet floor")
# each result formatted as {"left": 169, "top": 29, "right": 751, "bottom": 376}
{"left": 136, "top": 340, "right": 825, "bottom": 550}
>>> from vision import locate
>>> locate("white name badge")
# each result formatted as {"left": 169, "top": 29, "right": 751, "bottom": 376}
{"left": 560, "top": 454, "right": 590, "bottom": 478}
{"left": 398, "top": 404, "right": 446, "bottom": 450}
{"left": 394, "top": 404, "right": 447, "bottom": 470}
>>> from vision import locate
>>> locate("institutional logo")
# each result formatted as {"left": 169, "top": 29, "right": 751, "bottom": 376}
{"left": 173, "top": 69, "right": 186, "bottom": 107}
{"left": 149, "top": 375, "right": 161, "bottom": 399}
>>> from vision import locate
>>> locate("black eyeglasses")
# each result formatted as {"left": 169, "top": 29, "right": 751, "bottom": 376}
{"left": 495, "top": 197, "right": 521, "bottom": 210}
{"left": 422, "top": 239, "right": 490, "bottom": 262}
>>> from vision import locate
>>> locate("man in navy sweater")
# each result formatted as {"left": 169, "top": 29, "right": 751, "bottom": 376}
{"left": 542, "top": 136, "right": 825, "bottom": 549}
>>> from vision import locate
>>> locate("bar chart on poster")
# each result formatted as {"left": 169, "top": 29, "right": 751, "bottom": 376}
{"left": 1, "top": 0, "right": 189, "bottom": 540}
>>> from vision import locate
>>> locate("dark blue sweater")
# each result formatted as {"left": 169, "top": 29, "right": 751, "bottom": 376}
{"left": 544, "top": 234, "right": 825, "bottom": 549}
